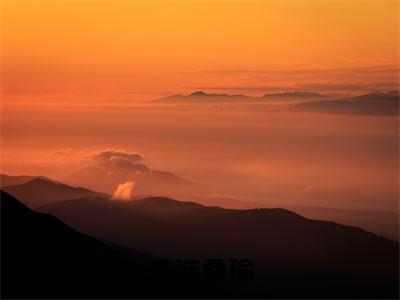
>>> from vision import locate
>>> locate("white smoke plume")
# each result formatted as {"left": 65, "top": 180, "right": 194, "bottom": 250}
{"left": 112, "top": 181, "right": 135, "bottom": 200}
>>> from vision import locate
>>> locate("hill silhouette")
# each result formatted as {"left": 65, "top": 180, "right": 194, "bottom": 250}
{"left": 64, "top": 160, "right": 206, "bottom": 196}
{"left": 292, "top": 91, "right": 399, "bottom": 115}
{"left": 156, "top": 91, "right": 328, "bottom": 104}
{"left": 181, "top": 195, "right": 399, "bottom": 241}
{"left": 0, "top": 191, "right": 219, "bottom": 298}
{"left": 0, "top": 174, "right": 53, "bottom": 187}
{"left": 2, "top": 178, "right": 100, "bottom": 208}
{"left": 155, "top": 91, "right": 399, "bottom": 115}
{"left": 39, "top": 195, "right": 399, "bottom": 298}
{"left": 287, "top": 205, "right": 399, "bottom": 241}
{"left": 156, "top": 91, "right": 256, "bottom": 103}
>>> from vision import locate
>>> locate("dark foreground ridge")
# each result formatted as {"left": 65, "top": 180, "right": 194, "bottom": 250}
{"left": 39, "top": 195, "right": 400, "bottom": 298}
{"left": 0, "top": 191, "right": 219, "bottom": 298}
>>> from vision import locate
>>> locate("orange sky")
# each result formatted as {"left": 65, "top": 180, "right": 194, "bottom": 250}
{"left": 1, "top": 0, "right": 399, "bottom": 101}
{"left": 0, "top": 1, "right": 399, "bottom": 212}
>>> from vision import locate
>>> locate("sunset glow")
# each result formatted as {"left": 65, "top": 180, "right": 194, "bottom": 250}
{"left": 1, "top": 0, "right": 399, "bottom": 298}
{"left": 1, "top": 0, "right": 398, "bottom": 102}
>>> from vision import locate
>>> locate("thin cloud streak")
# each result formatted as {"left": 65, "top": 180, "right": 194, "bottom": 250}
{"left": 180, "top": 64, "right": 398, "bottom": 94}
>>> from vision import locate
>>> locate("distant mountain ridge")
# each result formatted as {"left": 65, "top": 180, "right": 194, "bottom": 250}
{"left": 155, "top": 91, "right": 399, "bottom": 115}
{"left": 292, "top": 91, "right": 399, "bottom": 115}
{"left": 2, "top": 178, "right": 100, "bottom": 208}
{"left": 156, "top": 91, "right": 256, "bottom": 103}
{"left": 4, "top": 174, "right": 398, "bottom": 241}
{"left": 64, "top": 159, "right": 207, "bottom": 196}
{"left": 0, "top": 174, "right": 55, "bottom": 187}
{"left": 156, "top": 90, "right": 329, "bottom": 103}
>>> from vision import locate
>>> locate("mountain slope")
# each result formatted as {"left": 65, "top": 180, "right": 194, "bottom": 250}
{"left": 178, "top": 195, "right": 399, "bottom": 241}
{"left": 287, "top": 205, "right": 399, "bottom": 241}
{"left": 0, "top": 191, "right": 216, "bottom": 298}
{"left": 0, "top": 174, "right": 51, "bottom": 187}
{"left": 39, "top": 196, "right": 399, "bottom": 298}
{"left": 1, "top": 190, "right": 146, "bottom": 298}
{"left": 64, "top": 160, "right": 206, "bottom": 196}
{"left": 2, "top": 178, "right": 100, "bottom": 208}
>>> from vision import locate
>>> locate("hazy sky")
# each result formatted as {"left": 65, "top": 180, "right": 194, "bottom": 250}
{"left": 1, "top": 103, "right": 398, "bottom": 211}
{"left": 1, "top": 0, "right": 399, "bottom": 101}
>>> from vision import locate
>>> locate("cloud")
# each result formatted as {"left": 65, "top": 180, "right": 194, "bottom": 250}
{"left": 181, "top": 64, "right": 399, "bottom": 94}
{"left": 53, "top": 148, "right": 144, "bottom": 163}
{"left": 52, "top": 148, "right": 146, "bottom": 173}
{"left": 184, "top": 81, "right": 399, "bottom": 94}
{"left": 183, "top": 85, "right": 296, "bottom": 92}
{"left": 186, "top": 64, "right": 399, "bottom": 78}
{"left": 295, "top": 82, "right": 398, "bottom": 92}
{"left": 91, "top": 150, "right": 143, "bottom": 163}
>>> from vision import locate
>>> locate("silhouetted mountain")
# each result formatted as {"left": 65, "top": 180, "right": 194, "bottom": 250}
{"left": 156, "top": 91, "right": 329, "bottom": 104}
{"left": 155, "top": 91, "right": 400, "bottom": 114}
{"left": 0, "top": 174, "right": 53, "bottom": 187}
{"left": 180, "top": 195, "right": 399, "bottom": 241}
{"left": 287, "top": 206, "right": 399, "bottom": 241}
{"left": 292, "top": 92, "right": 399, "bottom": 115}
{"left": 2, "top": 178, "right": 100, "bottom": 208}
{"left": 0, "top": 191, "right": 219, "bottom": 298}
{"left": 39, "top": 196, "right": 399, "bottom": 298}
{"left": 64, "top": 160, "right": 207, "bottom": 196}
{"left": 156, "top": 91, "right": 256, "bottom": 103}
{"left": 262, "top": 91, "right": 328, "bottom": 100}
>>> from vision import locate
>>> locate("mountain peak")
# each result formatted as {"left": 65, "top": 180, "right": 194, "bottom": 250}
{"left": 25, "top": 177, "right": 56, "bottom": 186}
{"left": 156, "top": 91, "right": 254, "bottom": 103}
{"left": 2, "top": 177, "right": 97, "bottom": 208}
{"left": 190, "top": 91, "right": 207, "bottom": 96}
